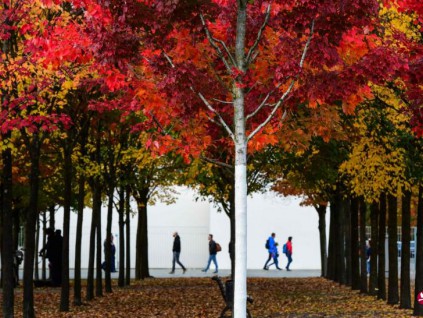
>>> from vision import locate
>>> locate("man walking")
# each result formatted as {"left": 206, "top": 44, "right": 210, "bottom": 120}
{"left": 263, "top": 233, "right": 276, "bottom": 270}
{"left": 285, "top": 236, "right": 293, "bottom": 271}
{"left": 202, "top": 234, "right": 218, "bottom": 273}
{"left": 170, "top": 231, "right": 186, "bottom": 274}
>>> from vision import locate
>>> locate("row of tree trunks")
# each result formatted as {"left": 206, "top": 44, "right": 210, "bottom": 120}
{"left": 325, "top": 189, "right": 423, "bottom": 314}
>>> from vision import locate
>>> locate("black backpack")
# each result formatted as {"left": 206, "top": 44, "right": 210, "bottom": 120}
{"left": 265, "top": 239, "right": 270, "bottom": 249}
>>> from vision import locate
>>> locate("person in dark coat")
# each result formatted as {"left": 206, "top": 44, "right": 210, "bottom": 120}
{"left": 51, "top": 230, "right": 63, "bottom": 286}
{"left": 169, "top": 231, "right": 186, "bottom": 274}
{"left": 202, "top": 234, "right": 218, "bottom": 273}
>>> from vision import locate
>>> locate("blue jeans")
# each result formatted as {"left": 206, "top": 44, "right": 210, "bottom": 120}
{"left": 204, "top": 254, "right": 218, "bottom": 272}
{"left": 172, "top": 252, "right": 186, "bottom": 271}
{"left": 286, "top": 253, "right": 292, "bottom": 269}
{"left": 267, "top": 254, "right": 281, "bottom": 269}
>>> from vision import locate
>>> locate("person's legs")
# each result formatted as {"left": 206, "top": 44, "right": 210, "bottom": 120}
{"left": 263, "top": 253, "right": 272, "bottom": 269}
{"left": 211, "top": 254, "right": 218, "bottom": 273}
{"left": 203, "top": 255, "right": 213, "bottom": 271}
{"left": 175, "top": 252, "right": 186, "bottom": 271}
{"left": 286, "top": 254, "right": 292, "bottom": 270}
{"left": 274, "top": 255, "right": 281, "bottom": 270}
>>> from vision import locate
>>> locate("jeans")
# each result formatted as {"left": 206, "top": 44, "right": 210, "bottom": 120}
{"left": 172, "top": 252, "right": 186, "bottom": 271}
{"left": 267, "top": 254, "right": 281, "bottom": 269}
{"left": 264, "top": 253, "right": 272, "bottom": 268}
{"left": 286, "top": 253, "right": 293, "bottom": 269}
{"left": 204, "top": 254, "right": 218, "bottom": 271}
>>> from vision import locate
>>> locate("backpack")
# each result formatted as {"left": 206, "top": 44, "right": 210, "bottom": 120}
{"left": 216, "top": 243, "right": 222, "bottom": 252}
{"left": 265, "top": 239, "right": 270, "bottom": 249}
{"left": 283, "top": 243, "right": 288, "bottom": 254}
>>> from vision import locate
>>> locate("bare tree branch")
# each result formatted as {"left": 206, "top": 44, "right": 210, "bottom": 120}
{"left": 190, "top": 86, "right": 235, "bottom": 140}
{"left": 246, "top": 83, "right": 282, "bottom": 121}
{"left": 200, "top": 14, "right": 234, "bottom": 73}
{"left": 245, "top": 5, "right": 271, "bottom": 67}
{"left": 200, "top": 155, "right": 233, "bottom": 169}
{"left": 247, "top": 20, "right": 315, "bottom": 142}
{"left": 162, "top": 51, "right": 175, "bottom": 68}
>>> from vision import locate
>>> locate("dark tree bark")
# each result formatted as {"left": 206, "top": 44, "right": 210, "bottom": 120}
{"left": 337, "top": 196, "right": 346, "bottom": 285}
{"left": 316, "top": 205, "right": 328, "bottom": 278}
{"left": 60, "top": 146, "right": 73, "bottom": 311}
{"left": 414, "top": 185, "right": 423, "bottom": 316}
{"left": 2, "top": 139, "right": 15, "bottom": 318}
{"left": 327, "top": 200, "right": 337, "bottom": 280}
{"left": 350, "top": 197, "right": 360, "bottom": 290}
{"left": 377, "top": 193, "right": 386, "bottom": 300}
{"left": 34, "top": 216, "right": 40, "bottom": 280}
{"left": 125, "top": 186, "right": 131, "bottom": 286}
{"left": 86, "top": 179, "right": 98, "bottom": 301}
{"left": 369, "top": 201, "right": 379, "bottom": 295}
{"left": 41, "top": 212, "right": 47, "bottom": 281}
{"left": 23, "top": 135, "right": 41, "bottom": 318}
{"left": 400, "top": 189, "right": 411, "bottom": 309}
{"left": 135, "top": 188, "right": 150, "bottom": 280}
{"left": 74, "top": 173, "right": 85, "bottom": 305}
{"left": 118, "top": 186, "right": 125, "bottom": 287}
{"left": 359, "top": 197, "right": 368, "bottom": 293}
{"left": 387, "top": 193, "right": 399, "bottom": 304}
{"left": 105, "top": 178, "right": 115, "bottom": 293}
{"left": 95, "top": 187, "right": 103, "bottom": 297}
{"left": 345, "top": 199, "right": 352, "bottom": 286}
{"left": 49, "top": 205, "right": 55, "bottom": 230}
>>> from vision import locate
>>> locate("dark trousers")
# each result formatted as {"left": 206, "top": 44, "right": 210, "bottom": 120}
{"left": 264, "top": 252, "right": 272, "bottom": 268}
{"left": 172, "top": 252, "right": 186, "bottom": 271}
{"left": 286, "top": 253, "right": 293, "bottom": 269}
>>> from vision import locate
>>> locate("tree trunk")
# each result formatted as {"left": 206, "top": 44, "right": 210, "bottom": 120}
{"left": 327, "top": 201, "right": 337, "bottom": 280}
{"left": 49, "top": 205, "right": 55, "bottom": 230}
{"left": 95, "top": 187, "right": 103, "bottom": 297}
{"left": 387, "top": 193, "right": 399, "bottom": 304}
{"left": 34, "top": 216, "right": 40, "bottom": 281}
{"left": 74, "top": 173, "right": 85, "bottom": 306}
{"left": 23, "top": 136, "right": 41, "bottom": 318}
{"left": 414, "top": 185, "right": 423, "bottom": 316}
{"left": 400, "top": 189, "right": 411, "bottom": 309}
{"left": 345, "top": 199, "right": 352, "bottom": 286}
{"left": 350, "top": 198, "right": 360, "bottom": 290}
{"left": 86, "top": 180, "right": 98, "bottom": 301}
{"left": 41, "top": 212, "right": 47, "bottom": 281}
{"left": 377, "top": 193, "right": 386, "bottom": 300}
{"left": 60, "top": 146, "right": 72, "bottom": 311}
{"left": 105, "top": 178, "right": 115, "bottom": 293}
{"left": 359, "top": 197, "right": 367, "bottom": 293}
{"left": 229, "top": 185, "right": 235, "bottom": 280}
{"left": 125, "top": 186, "right": 131, "bottom": 286}
{"left": 2, "top": 140, "right": 15, "bottom": 318}
{"left": 316, "top": 205, "right": 328, "bottom": 277}
{"left": 135, "top": 189, "right": 151, "bottom": 279}
{"left": 369, "top": 201, "right": 379, "bottom": 295}
{"left": 118, "top": 187, "right": 125, "bottom": 287}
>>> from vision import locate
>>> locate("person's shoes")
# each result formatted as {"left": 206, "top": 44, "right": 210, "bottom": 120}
{"left": 169, "top": 271, "right": 175, "bottom": 274}
{"left": 263, "top": 267, "right": 269, "bottom": 270}
{"left": 277, "top": 267, "right": 282, "bottom": 270}
{"left": 213, "top": 270, "right": 218, "bottom": 274}
{"left": 201, "top": 269, "right": 207, "bottom": 272}
{"left": 286, "top": 268, "right": 291, "bottom": 271}
{"left": 183, "top": 268, "right": 187, "bottom": 274}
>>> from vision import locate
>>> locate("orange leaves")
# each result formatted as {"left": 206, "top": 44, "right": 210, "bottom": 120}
{"left": 338, "top": 27, "right": 379, "bottom": 65}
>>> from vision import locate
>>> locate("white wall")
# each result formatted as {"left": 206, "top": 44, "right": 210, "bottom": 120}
{"left": 209, "top": 192, "right": 325, "bottom": 269}
{"left": 47, "top": 188, "right": 326, "bottom": 270}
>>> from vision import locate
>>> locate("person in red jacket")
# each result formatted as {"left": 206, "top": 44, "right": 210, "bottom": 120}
{"left": 285, "top": 236, "right": 293, "bottom": 271}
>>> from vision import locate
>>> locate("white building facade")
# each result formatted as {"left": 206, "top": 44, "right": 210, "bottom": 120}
{"left": 54, "top": 188, "right": 327, "bottom": 270}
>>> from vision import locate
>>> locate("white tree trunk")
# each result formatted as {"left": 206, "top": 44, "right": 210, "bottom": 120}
{"left": 233, "top": 84, "right": 248, "bottom": 317}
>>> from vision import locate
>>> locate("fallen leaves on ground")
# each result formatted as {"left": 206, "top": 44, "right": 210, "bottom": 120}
{"left": 3, "top": 277, "right": 416, "bottom": 317}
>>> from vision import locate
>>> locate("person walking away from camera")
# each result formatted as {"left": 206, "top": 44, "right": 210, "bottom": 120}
{"left": 102, "top": 233, "right": 117, "bottom": 272}
{"left": 285, "top": 236, "right": 293, "bottom": 271}
{"left": 263, "top": 233, "right": 276, "bottom": 270}
{"left": 266, "top": 242, "right": 282, "bottom": 270}
{"left": 169, "top": 231, "right": 187, "bottom": 274}
{"left": 202, "top": 234, "right": 218, "bottom": 273}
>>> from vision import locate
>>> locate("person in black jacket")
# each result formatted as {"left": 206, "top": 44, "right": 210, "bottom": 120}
{"left": 202, "top": 234, "right": 218, "bottom": 273}
{"left": 170, "top": 232, "right": 186, "bottom": 274}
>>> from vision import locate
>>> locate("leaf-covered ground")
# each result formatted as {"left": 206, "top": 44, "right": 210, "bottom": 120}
{"left": 4, "top": 277, "right": 416, "bottom": 317}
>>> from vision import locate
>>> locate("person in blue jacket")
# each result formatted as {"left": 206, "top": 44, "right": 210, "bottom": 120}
{"left": 263, "top": 233, "right": 276, "bottom": 270}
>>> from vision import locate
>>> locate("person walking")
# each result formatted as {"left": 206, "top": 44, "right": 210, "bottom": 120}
{"left": 263, "top": 233, "right": 276, "bottom": 270}
{"left": 169, "top": 231, "right": 187, "bottom": 274}
{"left": 266, "top": 242, "right": 282, "bottom": 270}
{"left": 102, "top": 233, "right": 116, "bottom": 273}
{"left": 202, "top": 234, "right": 218, "bottom": 273}
{"left": 284, "top": 236, "right": 293, "bottom": 271}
